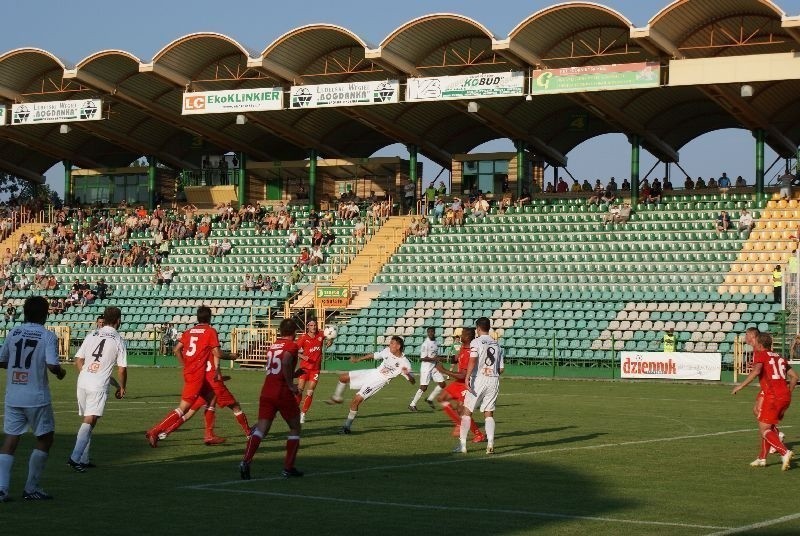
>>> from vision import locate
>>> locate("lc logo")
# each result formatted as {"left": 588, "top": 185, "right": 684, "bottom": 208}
{"left": 184, "top": 95, "right": 206, "bottom": 111}
{"left": 11, "top": 371, "right": 28, "bottom": 384}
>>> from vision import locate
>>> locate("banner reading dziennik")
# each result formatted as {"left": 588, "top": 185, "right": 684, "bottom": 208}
{"left": 620, "top": 352, "right": 721, "bottom": 380}
{"left": 531, "top": 62, "right": 660, "bottom": 95}
{"left": 11, "top": 99, "right": 102, "bottom": 125}
{"left": 406, "top": 71, "right": 525, "bottom": 102}
{"left": 290, "top": 80, "right": 399, "bottom": 109}
{"left": 182, "top": 88, "right": 283, "bottom": 115}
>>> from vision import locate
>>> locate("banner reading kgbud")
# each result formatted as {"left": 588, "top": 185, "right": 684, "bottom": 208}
{"left": 406, "top": 71, "right": 525, "bottom": 102}
{"left": 182, "top": 88, "right": 283, "bottom": 115}
{"left": 11, "top": 99, "right": 102, "bottom": 125}
{"left": 290, "top": 80, "right": 399, "bottom": 109}
{"left": 620, "top": 352, "right": 721, "bottom": 380}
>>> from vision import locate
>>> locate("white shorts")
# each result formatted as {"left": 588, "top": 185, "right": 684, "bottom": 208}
{"left": 349, "top": 370, "right": 388, "bottom": 401}
{"left": 77, "top": 388, "right": 108, "bottom": 417}
{"left": 463, "top": 378, "right": 500, "bottom": 413}
{"left": 3, "top": 405, "right": 55, "bottom": 436}
{"left": 418, "top": 361, "right": 445, "bottom": 386}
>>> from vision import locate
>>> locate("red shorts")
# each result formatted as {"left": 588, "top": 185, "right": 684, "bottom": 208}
{"left": 757, "top": 393, "right": 791, "bottom": 425}
{"left": 297, "top": 368, "right": 320, "bottom": 384}
{"left": 206, "top": 374, "right": 236, "bottom": 408}
{"left": 258, "top": 383, "right": 300, "bottom": 421}
{"left": 445, "top": 382, "right": 468, "bottom": 402}
{"left": 181, "top": 378, "right": 214, "bottom": 406}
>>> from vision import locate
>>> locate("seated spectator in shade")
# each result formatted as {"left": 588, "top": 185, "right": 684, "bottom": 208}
{"left": 307, "top": 210, "right": 320, "bottom": 229}
{"left": 581, "top": 179, "right": 592, "bottom": 192}
{"left": 311, "top": 228, "right": 323, "bottom": 247}
{"left": 621, "top": 178, "right": 630, "bottom": 191}
{"left": 33, "top": 266, "right": 46, "bottom": 287}
{"left": 321, "top": 228, "right": 336, "bottom": 246}
{"left": 718, "top": 172, "right": 731, "bottom": 188}
{"left": 286, "top": 229, "right": 299, "bottom": 248}
{"left": 94, "top": 278, "right": 108, "bottom": 299}
{"left": 310, "top": 245, "right": 324, "bottom": 266}
{"left": 716, "top": 211, "right": 731, "bottom": 234}
{"left": 261, "top": 276, "right": 273, "bottom": 292}
{"left": 254, "top": 275, "right": 266, "bottom": 291}
{"left": 46, "top": 275, "right": 59, "bottom": 291}
{"left": 50, "top": 299, "right": 64, "bottom": 316}
{"left": 735, "top": 175, "right": 747, "bottom": 188}
{"left": 695, "top": 176, "right": 706, "bottom": 189}
{"left": 737, "top": 209, "right": 754, "bottom": 233}
{"left": 17, "top": 273, "right": 30, "bottom": 291}
{"left": 498, "top": 194, "right": 513, "bottom": 214}
{"left": 647, "top": 180, "right": 662, "bottom": 204}
{"left": 684, "top": 176, "right": 694, "bottom": 190}
{"left": 219, "top": 238, "right": 232, "bottom": 256}
{"left": 298, "top": 247, "right": 311, "bottom": 266}
{"left": 472, "top": 195, "right": 489, "bottom": 219}
{"left": 154, "top": 267, "right": 164, "bottom": 287}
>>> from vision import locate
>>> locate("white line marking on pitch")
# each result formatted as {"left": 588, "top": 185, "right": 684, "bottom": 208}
{"left": 185, "top": 427, "right": 761, "bottom": 488}
{"left": 190, "top": 487, "right": 731, "bottom": 531}
{"left": 704, "top": 512, "right": 800, "bottom": 535}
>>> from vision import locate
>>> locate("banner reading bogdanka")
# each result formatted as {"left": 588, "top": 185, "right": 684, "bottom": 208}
{"left": 531, "top": 62, "right": 660, "bottom": 95}
{"left": 182, "top": 88, "right": 283, "bottom": 115}
{"left": 11, "top": 99, "right": 103, "bottom": 125}
{"left": 406, "top": 72, "right": 525, "bottom": 102}
{"left": 290, "top": 80, "right": 399, "bottom": 109}
{"left": 620, "top": 352, "right": 721, "bottom": 381}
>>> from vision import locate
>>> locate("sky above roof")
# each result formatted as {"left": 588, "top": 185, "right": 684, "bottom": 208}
{"left": 3, "top": 0, "right": 800, "bottom": 195}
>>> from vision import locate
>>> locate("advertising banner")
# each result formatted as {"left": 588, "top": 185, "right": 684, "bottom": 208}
{"left": 315, "top": 286, "right": 350, "bottom": 307}
{"left": 531, "top": 62, "right": 660, "bottom": 95}
{"left": 290, "top": 80, "right": 399, "bottom": 109}
{"left": 11, "top": 99, "right": 102, "bottom": 125}
{"left": 182, "top": 88, "right": 283, "bottom": 115}
{"left": 620, "top": 352, "right": 721, "bottom": 380}
{"left": 406, "top": 71, "right": 525, "bottom": 102}
{"left": 0, "top": 106, "right": 5, "bottom": 126}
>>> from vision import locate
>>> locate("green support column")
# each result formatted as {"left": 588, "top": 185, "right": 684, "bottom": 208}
{"left": 630, "top": 135, "right": 641, "bottom": 206}
{"left": 308, "top": 149, "right": 317, "bottom": 210}
{"left": 755, "top": 129, "right": 765, "bottom": 199}
{"left": 238, "top": 152, "right": 247, "bottom": 208}
{"left": 63, "top": 160, "right": 72, "bottom": 204}
{"left": 407, "top": 144, "right": 418, "bottom": 213}
{"left": 515, "top": 140, "right": 525, "bottom": 199}
{"left": 147, "top": 156, "right": 157, "bottom": 210}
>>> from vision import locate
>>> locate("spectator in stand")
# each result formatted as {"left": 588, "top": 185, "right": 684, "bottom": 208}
{"left": 570, "top": 179, "right": 581, "bottom": 192}
{"left": 663, "top": 177, "right": 673, "bottom": 191}
{"left": 154, "top": 267, "right": 164, "bottom": 288}
{"left": 779, "top": 172, "right": 794, "bottom": 199}
{"left": 601, "top": 187, "right": 616, "bottom": 205}
{"left": 545, "top": 182, "right": 555, "bottom": 193}
{"left": 261, "top": 276, "right": 273, "bottom": 292}
{"left": 737, "top": 209, "right": 755, "bottom": 233}
{"left": 437, "top": 181, "right": 447, "bottom": 196}
{"left": 207, "top": 240, "right": 220, "bottom": 257}
{"left": 592, "top": 180, "right": 603, "bottom": 195}
{"left": 608, "top": 177, "right": 618, "bottom": 193}
{"left": 717, "top": 172, "right": 731, "bottom": 188}
{"left": 219, "top": 238, "right": 232, "bottom": 256}
{"left": 311, "top": 228, "right": 323, "bottom": 247}
{"left": 498, "top": 194, "right": 512, "bottom": 214}
{"left": 472, "top": 195, "right": 489, "bottom": 219}
{"left": 616, "top": 204, "right": 632, "bottom": 224}
{"left": 94, "top": 278, "right": 108, "bottom": 299}
{"left": 425, "top": 182, "right": 437, "bottom": 214}
{"left": 716, "top": 211, "right": 731, "bottom": 235}
{"left": 648, "top": 179, "right": 662, "bottom": 204}
{"left": 695, "top": 176, "right": 707, "bottom": 189}
{"left": 321, "top": 228, "right": 336, "bottom": 247}
{"left": 621, "top": 178, "right": 630, "bottom": 191}
{"left": 4, "top": 302, "right": 16, "bottom": 324}
{"left": 290, "top": 264, "right": 303, "bottom": 285}
{"left": 287, "top": 229, "right": 299, "bottom": 248}
{"left": 353, "top": 218, "right": 365, "bottom": 240}
{"left": 162, "top": 266, "right": 174, "bottom": 287}
{"left": 16, "top": 274, "right": 30, "bottom": 291}
{"left": 602, "top": 205, "right": 620, "bottom": 226}
{"left": 581, "top": 179, "right": 592, "bottom": 192}
{"left": 556, "top": 177, "right": 568, "bottom": 193}
{"left": 404, "top": 181, "right": 415, "bottom": 212}
{"left": 298, "top": 247, "right": 311, "bottom": 267}
{"left": 243, "top": 274, "right": 255, "bottom": 292}
{"left": 320, "top": 210, "right": 335, "bottom": 229}
{"left": 416, "top": 216, "right": 430, "bottom": 238}
{"left": 197, "top": 220, "right": 211, "bottom": 239}
{"left": 684, "top": 176, "right": 695, "bottom": 190}
{"left": 707, "top": 176, "right": 718, "bottom": 189}
{"left": 311, "top": 246, "right": 324, "bottom": 266}
{"left": 451, "top": 198, "right": 464, "bottom": 226}
{"left": 432, "top": 197, "right": 445, "bottom": 219}
{"left": 307, "top": 209, "right": 320, "bottom": 229}
{"left": 735, "top": 175, "right": 747, "bottom": 188}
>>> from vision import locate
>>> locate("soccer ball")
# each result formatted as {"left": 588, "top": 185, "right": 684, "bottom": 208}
{"left": 323, "top": 325, "right": 337, "bottom": 339}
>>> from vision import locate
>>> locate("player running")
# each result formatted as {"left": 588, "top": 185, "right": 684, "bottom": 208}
{"left": 732, "top": 331, "right": 797, "bottom": 469}
{"left": 456, "top": 317, "right": 503, "bottom": 455}
{"left": 408, "top": 327, "right": 446, "bottom": 411}
{"left": 326, "top": 335, "right": 415, "bottom": 434}
{"left": 434, "top": 328, "right": 484, "bottom": 442}
{"left": 240, "top": 319, "right": 302, "bottom": 479}
{"left": 145, "top": 306, "right": 250, "bottom": 447}
{"left": 0, "top": 296, "right": 68, "bottom": 501}
{"left": 296, "top": 319, "right": 332, "bottom": 424}
{"left": 67, "top": 306, "right": 127, "bottom": 471}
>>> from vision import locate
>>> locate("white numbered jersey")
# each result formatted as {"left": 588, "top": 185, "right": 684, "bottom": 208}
{"left": 0, "top": 323, "right": 60, "bottom": 407}
{"left": 76, "top": 326, "right": 127, "bottom": 391}
{"left": 420, "top": 339, "right": 438, "bottom": 360}
{"left": 469, "top": 335, "right": 504, "bottom": 381}
{"left": 373, "top": 348, "right": 412, "bottom": 380}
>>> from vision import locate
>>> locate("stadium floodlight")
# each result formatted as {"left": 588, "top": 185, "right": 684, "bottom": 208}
{"left": 467, "top": 101, "right": 480, "bottom": 113}
{"left": 741, "top": 85, "right": 754, "bottom": 98}
{"left": 59, "top": 124, "right": 71, "bottom": 134}
{"left": 235, "top": 114, "right": 248, "bottom": 125}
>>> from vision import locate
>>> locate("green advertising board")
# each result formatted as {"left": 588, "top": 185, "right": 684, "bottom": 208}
{"left": 316, "top": 287, "right": 349, "bottom": 299}
{"left": 531, "top": 62, "right": 660, "bottom": 95}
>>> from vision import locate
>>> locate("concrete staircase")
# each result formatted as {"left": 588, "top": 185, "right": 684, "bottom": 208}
{"left": 0, "top": 222, "right": 48, "bottom": 257}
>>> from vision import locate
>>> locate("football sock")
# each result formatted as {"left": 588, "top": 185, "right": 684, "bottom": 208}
{"left": 441, "top": 402, "right": 460, "bottom": 425}
{"left": 25, "top": 449, "right": 47, "bottom": 493}
{"left": 203, "top": 406, "right": 216, "bottom": 438}
{"left": 469, "top": 417, "right": 481, "bottom": 436}
{"left": 0, "top": 454, "right": 13, "bottom": 491}
{"left": 154, "top": 408, "right": 184, "bottom": 437}
{"left": 764, "top": 428, "right": 788, "bottom": 456}
{"left": 459, "top": 416, "right": 470, "bottom": 449}
{"left": 333, "top": 381, "right": 346, "bottom": 400}
{"left": 70, "top": 422, "right": 92, "bottom": 463}
{"left": 759, "top": 438, "right": 770, "bottom": 459}
{"left": 301, "top": 391, "right": 314, "bottom": 414}
{"left": 410, "top": 389, "right": 424, "bottom": 406}
{"left": 427, "top": 385, "right": 443, "bottom": 403}
{"left": 344, "top": 410, "right": 358, "bottom": 429}
{"left": 485, "top": 417, "right": 496, "bottom": 444}
{"left": 79, "top": 439, "right": 91, "bottom": 465}
{"left": 234, "top": 410, "right": 250, "bottom": 436}
{"left": 243, "top": 429, "right": 264, "bottom": 463}
{"left": 284, "top": 436, "right": 300, "bottom": 470}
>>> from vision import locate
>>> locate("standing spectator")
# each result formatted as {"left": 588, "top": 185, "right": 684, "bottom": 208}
{"left": 779, "top": 172, "right": 794, "bottom": 200}
{"left": 608, "top": 177, "right": 618, "bottom": 193}
{"left": 0, "top": 296, "right": 67, "bottom": 501}
{"left": 663, "top": 177, "right": 674, "bottom": 191}
{"left": 718, "top": 172, "right": 731, "bottom": 188}
{"left": 737, "top": 209, "right": 754, "bottom": 233}
{"left": 684, "top": 176, "right": 695, "bottom": 190}
{"left": 663, "top": 328, "right": 676, "bottom": 353}
{"left": 436, "top": 180, "right": 447, "bottom": 196}
{"left": 570, "top": 179, "right": 581, "bottom": 192}
{"left": 425, "top": 182, "right": 437, "bottom": 214}
{"left": 581, "top": 179, "right": 592, "bottom": 192}
{"left": 695, "top": 176, "right": 707, "bottom": 189}
{"left": 621, "top": 178, "right": 630, "bottom": 191}
{"left": 556, "top": 177, "right": 568, "bottom": 193}
{"left": 735, "top": 175, "right": 747, "bottom": 188}
{"left": 404, "top": 181, "right": 415, "bottom": 212}
{"left": 773, "top": 265, "right": 783, "bottom": 304}
{"left": 716, "top": 211, "right": 731, "bottom": 234}
{"left": 707, "top": 176, "right": 718, "bottom": 189}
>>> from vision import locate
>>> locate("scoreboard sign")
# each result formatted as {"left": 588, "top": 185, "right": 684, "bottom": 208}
{"left": 316, "top": 286, "right": 350, "bottom": 308}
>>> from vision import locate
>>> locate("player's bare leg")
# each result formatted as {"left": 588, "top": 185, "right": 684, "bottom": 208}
{"left": 299, "top": 377, "right": 318, "bottom": 424}
{"left": 326, "top": 372, "right": 350, "bottom": 404}
{"left": 339, "top": 395, "right": 364, "bottom": 434}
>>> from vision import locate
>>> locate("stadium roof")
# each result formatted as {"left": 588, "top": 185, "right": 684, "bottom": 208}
{"left": 1, "top": 0, "right": 800, "bottom": 183}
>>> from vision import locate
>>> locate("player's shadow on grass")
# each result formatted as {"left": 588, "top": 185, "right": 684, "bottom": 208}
{"left": 498, "top": 432, "right": 608, "bottom": 454}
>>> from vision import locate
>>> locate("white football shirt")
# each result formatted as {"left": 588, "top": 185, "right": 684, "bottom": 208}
{"left": 469, "top": 334, "right": 504, "bottom": 381}
{"left": 0, "top": 323, "right": 60, "bottom": 407}
{"left": 420, "top": 339, "right": 439, "bottom": 360}
{"left": 76, "top": 326, "right": 127, "bottom": 391}
{"left": 372, "top": 348, "right": 412, "bottom": 380}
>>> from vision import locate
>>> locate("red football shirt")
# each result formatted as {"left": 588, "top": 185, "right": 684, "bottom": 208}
{"left": 451, "top": 347, "right": 471, "bottom": 385}
{"left": 297, "top": 331, "right": 325, "bottom": 370}
{"left": 262, "top": 337, "right": 299, "bottom": 395}
{"left": 180, "top": 324, "right": 219, "bottom": 380}
{"left": 753, "top": 349, "right": 791, "bottom": 398}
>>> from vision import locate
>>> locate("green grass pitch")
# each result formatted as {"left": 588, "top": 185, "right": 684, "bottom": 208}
{"left": 2, "top": 367, "right": 800, "bottom": 535}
